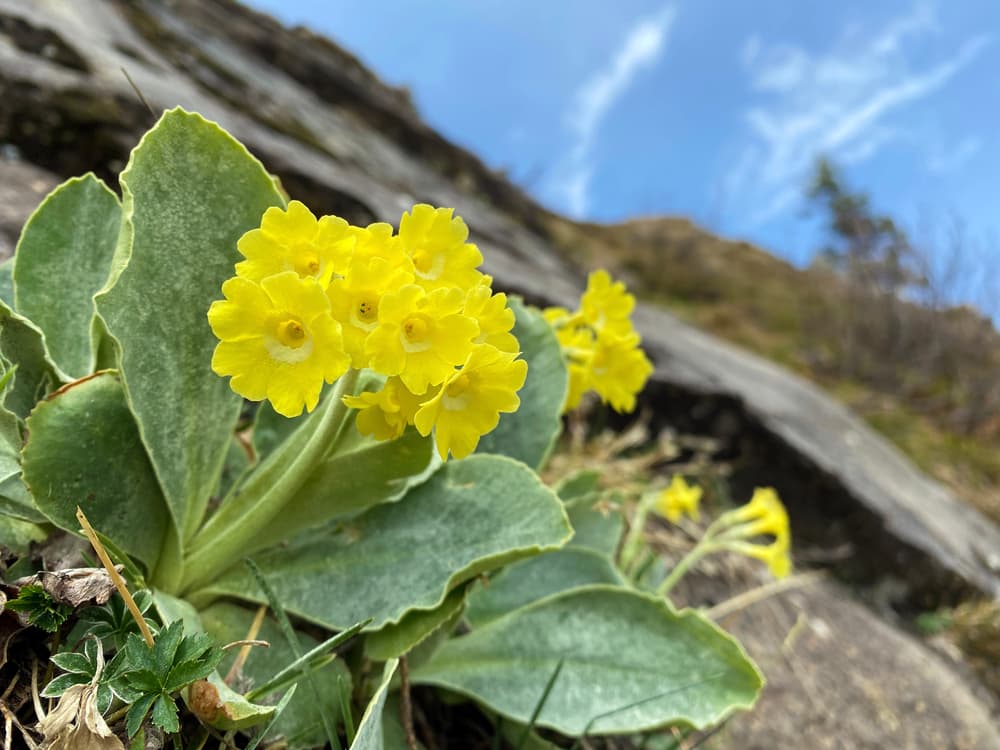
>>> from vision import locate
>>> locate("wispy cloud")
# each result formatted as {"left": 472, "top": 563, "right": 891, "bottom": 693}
{"left": 724, "top": 2, "right": 991, "bottom": 227}
{"left": 551, "top": 6, "right": 676, "bottom": 217}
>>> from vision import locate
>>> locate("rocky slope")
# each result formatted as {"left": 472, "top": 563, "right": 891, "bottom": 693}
{"left": 0, "top": 1, "right": 997, "bottom": 746}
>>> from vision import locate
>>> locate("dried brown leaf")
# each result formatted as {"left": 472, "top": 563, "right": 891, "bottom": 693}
{"left": 35, "top": 638, "right": 124, "bottom": 750}
{"left": 13, "top": 567, "right": 119, "bottom": 608}
{"left": 36, "top": 680, "right": 124, "bottom": 750}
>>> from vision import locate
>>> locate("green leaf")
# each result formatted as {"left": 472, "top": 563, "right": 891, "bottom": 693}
{"left": 565, "top": 496, "right": 623, "bottom": 558}
{"left": 350, "top": 659, "right": 398, "bottom": 750}
{"left": 0, "top": 300, "right": 64, "bottom": 418}
{"left": 22, "top": 372, "right": 170, "bottom": 572}
{"left": 164, "top": 658, "right": 217, "bottom": 694}
{"left": 40, "top": 672, "right": 90, "bottom": 697}
{"left": 365, "top": 585, "right": 468, "bottom": 661}
{"left": 246, "top": 622, "right": 368, "bottom": 701}
{"left": 0, "top": 363, "right": 42, "bottom": 524}
{"left": 465, "top": 548, "right": 625, "bottom": 628}
{"left": 499, "top": 720, "right": 560, "bottom": 750}
{"left": 242, "top": 427, "right": 438, "bottom": 555}
{"left": 153, "top": 620, "right": 185, "bottom": 676}
{"left": 12, "top": 174, "right": 121, "bottom": 378}
{"left": 381, "top": 695, "right": 424, "bottom": 750}
{"left": 50, "top": 651, "right": 94, "bottom": 675}
{"left": 212, "top": 436, "right": 253, "bottom": 502}
{"left": 151, "top": 694, "right": 180, "bottom": 734}
{"left": 413, "top": 586, "right": 763, "bottom": 736}
{"left": 94, "top": 108, "right": 285, "bottom": 542}
{"left": 245, "top": 685, "right": 298, "bottom": 750}
{"left": 0, "top": 514, "right": 45, "bottom": 554}
{"left": 197, "top": 455, "right": 572, "bottom": 631}
{"left": 0, "top": 477, "right": 43, "bottom": 524}
{"left": 152, "top": 589, "right": 206, "bottom": 637}
{"left": 201, "top": 601, "right": 348, "bottom": 747}
{"left": 554, "top": 469, "right": 602, "bottom": 503}
{"left": 0, "top": 258, "right": 13, "bottom": 308}
{"left": 174, "top": 630, "right": 215, "bottom": 666}
{"left": 251, "top": 399, "right": 305, "bottom": 463}
{"left": 121, "top": 633, "right": 157, "bottom": 674}
{"left": 5, "top": 583, "right": 72, "bottom": 631}
{"left": 476, "top": 298, "right": 566, "bottom": 469}
{"left": 124, "top": 670, "right": 161, "bottom": 695}
{"left": 126, "top": 692, "right": 158, "bottom": 738}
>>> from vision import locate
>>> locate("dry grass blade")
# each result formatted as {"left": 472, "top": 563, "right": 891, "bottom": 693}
{"left": 75, "top": 507, "right": 153, "bottom": 648}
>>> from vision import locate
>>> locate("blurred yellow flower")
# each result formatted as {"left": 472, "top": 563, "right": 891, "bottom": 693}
{"left": 366, "top": 284, "right": 479, "bottom": 393}
{"left": 542, "top": 272, "right": 651, "bottom": 414}
{"left": 209, "top": 272, "right": 350, "bottom": 417}
{"left": 235, "top": 200, "right": 354, "bottom": 287}
{"left": 542, "top": 306, "right": 573, "bottom": 326}
{"left": 414, "top": 344, "right": 528, "bottom": 460}
{"left": 658, "top": 485, "right": 793, "bottom": 597}
{"left": 588, "top": 330, "right": 654, "bottom": 413}
{"left": 398, "top": 204, "right": 484, "bottom": 292}
{"left": 655, "top": 475, "right": 703, "bottom": 524}
{"left": 580, "top": 269, "right": 635, "bottom": 336}
{"left": 721, "top": 487, "right": 792, "bottom": 579}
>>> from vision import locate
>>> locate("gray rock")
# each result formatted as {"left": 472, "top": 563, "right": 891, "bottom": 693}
{"left": 717, "top": 577, "right": 1000, "bottom": 749}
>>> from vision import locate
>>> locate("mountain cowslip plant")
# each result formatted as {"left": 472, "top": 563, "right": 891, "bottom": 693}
{"left": 0, "top": 108, "right": 763, "bottom": 747}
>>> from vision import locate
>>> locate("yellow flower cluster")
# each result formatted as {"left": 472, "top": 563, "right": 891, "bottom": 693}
{"left": 654, "top": 475, "right": 703, "bottom": 524}
{"left": 544, "top": 270, "right": 652, "bottom": 413}
{"left": 657, "top": 484, "right": 792, "bottom": 596}
{"left": 718, "top": 487, "right": 792, "bottom": 578}
{"left": 209, "top": 202, "right": 527, "bottom": 459}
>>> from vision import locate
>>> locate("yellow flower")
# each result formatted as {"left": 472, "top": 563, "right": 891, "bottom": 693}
{"left": 327, "top": 255, "right": 414, "bottom": 368}
{"left": 564, "top": 362, "right": 590, "bottom": 412}
{"left": 235, "top": 200, "right": 354, "bottom": 287}
{"left": 343, "top": 376, "right": 434, "bottom": 441}
{"left": 726, "top": 487, "right": 784, "bottom": 528}
{"left": 729, "top": 536, "right": 792, "bottom": 579}
{"left": 543, "top": 271, "right": 650, "bottom": 414}
{"left": 542, "top": 306, "right": 572, "bottom": 327}
{"left": 398, "top": 204, "right": 484, "bottom": 291}
{"left": 580, "top": 270, "right": 635, "bottom": 337}
{"left": 588, "top": 330, "right": 653, "bottom": 413}
{"left": 366, "top": 284, "right": 479, "bottom": 393}
{"left": 209, "top": 272, "right": 350, "bottom": 417}
{"left": 349, "top": 222, "right": 411, "bottom": 268}
{"left": 464, "top": 279, "right": 518, "bottom": 353}
{"left": 547, "top": 323, "right": 595, "bottom": 413}
{"left": 414, "top": 345, "right": 528, "bottom": 460}
{"left": 720, "top": 487, "right": 792, "bottom": 579}
{"left": 655, "top": 475, "right": 703, "bottom": 524}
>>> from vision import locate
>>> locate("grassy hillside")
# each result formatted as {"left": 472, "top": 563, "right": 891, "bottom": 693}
{"left": 544, "top": 213, "right": 1000, "bottom": 522}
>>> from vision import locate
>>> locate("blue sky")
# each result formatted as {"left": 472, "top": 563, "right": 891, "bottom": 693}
{"left": 246, "top": 0, "right": 999, "bottom": 303}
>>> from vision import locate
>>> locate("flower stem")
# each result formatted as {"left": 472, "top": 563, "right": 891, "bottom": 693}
{"left": 656, "top": 542, "right": 715, "bottom": 599}
{"left": 619, "top": 491, "right": 656, "bottom": 576}
{"left": 177, "top": 369, "right": 359, "bottom": 594}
